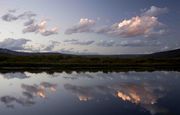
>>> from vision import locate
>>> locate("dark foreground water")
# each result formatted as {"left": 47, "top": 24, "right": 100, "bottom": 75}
{"left": 0, "top": 71, "right": 180, "bottom": 115}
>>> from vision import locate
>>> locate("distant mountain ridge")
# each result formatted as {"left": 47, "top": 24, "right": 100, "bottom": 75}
{"left": 0, "top": 48, "right": 180, "bottom": 58}
{"left": 147, "top": 48, "right": 180, "bottom": 58}
{"left": 0, "top": 48, "right": 65, "bottom": 56}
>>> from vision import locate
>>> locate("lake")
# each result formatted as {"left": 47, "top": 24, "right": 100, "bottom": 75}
{"left": 0, "top": 71, "right": 179, "bottom": 115}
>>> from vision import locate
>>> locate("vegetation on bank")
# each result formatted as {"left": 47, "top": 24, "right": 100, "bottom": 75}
{"left": 0, "top": 54, "right": 179, "bottom": 71}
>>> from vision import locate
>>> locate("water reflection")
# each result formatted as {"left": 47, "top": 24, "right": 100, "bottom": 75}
{"left": 64, "top": 82, "right": 167, "bottom": 114}
{"left": 0, "top": 81, "right": 57, "bottom": 108}
{"left": 0, "top": 71, "right": 179, "bottom": 115}
{"left": 21, "top": 82, "right": 57, "bottom": 99}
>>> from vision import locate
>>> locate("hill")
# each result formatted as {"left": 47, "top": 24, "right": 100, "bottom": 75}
{"left": 1, "top": 48, "right": 180, "bottom": 58}
{"left": 0, "top": 48, "right": 179, "bottom": 71}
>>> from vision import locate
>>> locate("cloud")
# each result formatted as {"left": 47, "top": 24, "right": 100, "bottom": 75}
{"left": 0, "top": 96, "right": 35, "bottom": 108}
{"left": 65, "top": 18, "right": 95, "bottom": 35}
{"left": 18, "top": 11, "right": 36, "bottom": 19}
{"left": 21, "top": 82, "right": 57, "bottom": 98}
{"left": 1, "top": 10, "right": 58, "bottom": 37}
{"left": 96, "top": 39, "right": 161, "bottom": 47}
{"left": 143, "top": 6, "right": 168, "bottom": 16}
{"left": 58, "top": 48, "right": 98, "bottom": 55}
{"left": 0, "top": 38, "right": 30, "bottom": 51}
{"left": 59, "top": 48, "right": 74, "bottom": 54}
{"left": 116, "top": 39, "right": 161, "bottom": 47}
{"left": 0, "top": 81, "right": 57, "bottom": 108}
{"left": 64, "top": 77, "right": 168, "bottom": 114}
{"left": 101, "top": 6, "right": 168, "bottom": 38}
{"left": 2, "top": 13, "right": 18, "bottom": 22}
{"left": 41, "top": 27, "right": 58, "bottom": 36}
{"left": 64, "top": 39, "right": 95, "bottom": 45}
{"left": 1, "top": 11, "right": 36, "bottom": 22}
{"left": 43, "top": 41, "right": 60, "bottom": 51}
{"left": 40, "top": 82, "right": 57, "bottom": 91}
{"left": 96, "top": 40, "right": 115, "bottom": 47}
{"left": 24, "top": 19, "right": 35, "bottom": 26}
{"left": 0, "top": 72, "right": 30, "bottom": 79}
{"left": 23, "top": 20, "right": 58, "bottom": 36}
{"left": 64, "top": 84, "right": 94, "bottom": 101}
{"left": 22, "top": 24, "right": 39, "bottom": 33}
{"left": 97, "top": 15, "right": 166, "bottom": 38}
{"left": 8, "top": 9, "right": 17, "bottom": 13}
{"left": 65, "top": 6, "right": 168, "bottom": 38}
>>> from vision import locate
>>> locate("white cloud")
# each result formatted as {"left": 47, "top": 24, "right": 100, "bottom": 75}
{"left": 65, "top": 18, "right": 95, "bottom": 35}
{"left": 64, "top": 6, "right": 168, "bottom": 38}
{"left": 96, "top": 6, "right": 168, "bottom": 38}
{"left": 41, "top": 27, "right": 58, "bottom": 36}
{"left": 109, "top": 16, "right": 165, "bottom": 38}
{"left": 143, "top": 6, "right": 168, "bottom": 16}
{"left": 23, "top": 20, "right": 58, "bottom": 36}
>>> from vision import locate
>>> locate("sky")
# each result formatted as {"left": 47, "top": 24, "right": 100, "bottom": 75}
{"left": 0, "top": 0, "right": 180, "bottom": 54}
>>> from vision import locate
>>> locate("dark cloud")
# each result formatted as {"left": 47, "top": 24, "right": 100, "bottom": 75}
{"left": 8, "top": 9, "right": 17, "bottom": 13}
{"left": 17, "top": 11, "right": 36, "bottom": 19}
{"left": 1, "top": 10, "right": 58, "bottom": 37}
{"left": 24, "top": 19, "right": 35, "bottom": 26}
{"left": 0, "top": 81, "right": 57, "bottom": 108}
{"left": 22, "top": 24, "right": 39, "bottom": 33}
{"left": 64, "top": 84, "right": 94, "bottom": 101}
{"left": 22, "top": 92, "right": 34, "bottom": 99}
{"left": 59, "top": 48, "right": 98, "bottom": 55}
{"left": 96, "top": 39, "right": 161, "bottom": 47}
{"left": 59, "top": 48, "right": 74, "bottom": 54}
{"left": 96, "top": 40, "right": 115, "bottom": 47}
{"left": 1, "top": 11, "right": 36, "bottom": 22}
{"left": 0, "top": 96, "right": 35, "bottom": 108}
{"left": 65, "top": 18, "right": 95, "bottom": 35}
{"left": 2, "top": 13, "right": 18, "bottom": 21}
{"left": 40, "top": 82, "right": 57, "bottom": 89}
{"left": 116, "top": 40, "right": 161, "bottom": 47}
{"left": 0, "top": 38, "right": 30, "bottom": 51}
{"left": 64, "top": 39, "right": 95, "bottom": 45}
{"left": 43, "top": 41, "right": 60, "bottom": 51}
{"left": 1, "top": 72, "right": 30, "bottom": 79}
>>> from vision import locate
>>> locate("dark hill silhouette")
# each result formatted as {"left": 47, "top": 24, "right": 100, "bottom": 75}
{"left": 0, "top": 48, "right": 180, "bottom": 58}
{"left": 0, "top": 48, "right": 179, "bottom": 71}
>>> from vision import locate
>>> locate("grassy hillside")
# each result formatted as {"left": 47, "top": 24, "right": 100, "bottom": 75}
{"left": 0, "top": 48, "right": 180, "bottom": 71}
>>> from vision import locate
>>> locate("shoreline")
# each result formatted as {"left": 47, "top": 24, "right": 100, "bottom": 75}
{"left": 0, "top": 64, "right": 179, "bottom": 73}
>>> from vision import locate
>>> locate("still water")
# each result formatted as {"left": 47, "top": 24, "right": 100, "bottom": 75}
{"left": 0, "top": 71, "right": 179, "bottom": 115}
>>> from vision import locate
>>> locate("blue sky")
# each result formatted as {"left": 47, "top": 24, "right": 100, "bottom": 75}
{"left": 0, "top": 0, "right": 179, "bottom": 54}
